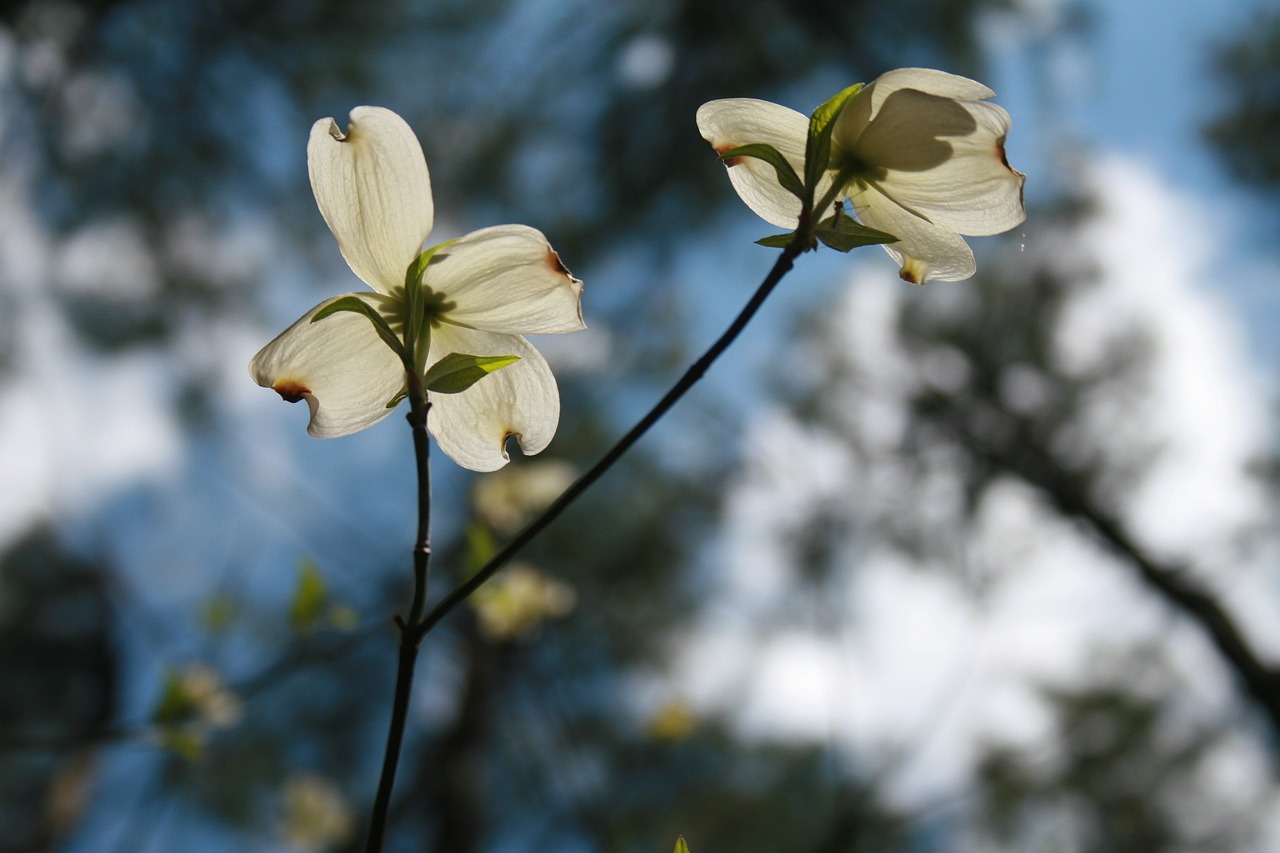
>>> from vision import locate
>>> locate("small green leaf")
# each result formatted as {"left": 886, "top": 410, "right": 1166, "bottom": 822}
{"left": 805, "top": 83, "right": 863, "bottom": 193}
{"left": 718, "top": 143, "right": 805, "bottom": 201}
{"left": 151, "top": 669, "right": 196, "bottom": 726}
{"left": 405, "top": 238, "right": 461, "bottom": 361}
{"left": 199, "top": 594, "right": 237, "bottom": 635}
{"left": 754, "top": 232, "right": 797, "bottom": 249}
{"left": 814, "top": 213, "right": 897, "bottom": 252}
{"left": 673, "top": 837, "right": 691, "bottom": 853}
{"left": 311, "top": 296, "right": 409, "bottom": 365}
{"left": 809, "top": 84, "right": 863, "bottom": 140}
{"left": 159, "top": 728, "right": 205, "bottom": 762}
{"left": 289, "top": 559, "right": 328, "bottom": 632}
{"left": 406, "top": 237, "right": 462, "bottom": 289}
{"left": 385, "top": 386, "right": 408, "bottom": 409}
{"left": 424, "top": 353, "right": 520, "bottom": 394}
{"left": 466, "top": 521, "right": 498, "bottom": 573}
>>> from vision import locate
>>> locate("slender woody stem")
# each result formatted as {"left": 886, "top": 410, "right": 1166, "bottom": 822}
{"left": 365, "top": 234, "right": 804, "bottom": 850}
{"left": 412, "top": 239, "right": 804, "bottom": 643}
{"left": 365, "top": 369, "right": 432, "bottom": 853}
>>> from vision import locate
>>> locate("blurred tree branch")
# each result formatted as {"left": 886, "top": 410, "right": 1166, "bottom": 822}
{"left": 931, "top": 393, "right": 1280, "bottom": 750}
{"left": 1206, "top": 9, "right": 1280, "bottom": 195}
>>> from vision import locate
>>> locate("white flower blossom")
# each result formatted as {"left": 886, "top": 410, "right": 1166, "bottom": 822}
{"left": 697, "top": 68, "right": 1026, "bottom": 283}
{"left": 281, "top": 773, "right": 356, "bottom": 852}
{"left": 250, "top": 107, "right": 585, "bottom": 471}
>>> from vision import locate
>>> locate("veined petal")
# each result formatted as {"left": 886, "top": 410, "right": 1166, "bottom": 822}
{"left": 865, "top": 68, "right": 995, "bottom": 107}
{"left": 849, "top": 185, "right": 976, "bottom": 283}
{"left": 426, "top": 225, "right": 585, "bottom": 335}
{"left": 249, "top": 293, "right": 406, "bottom": 437}
{"left": 855, "top": 92, "right": 1025, "bottom": 235}
{"left": 836, "top": 67, "right": 1001, "bottom": 160}
{"left": 308, "top": 106, "right": 434, "bottom": 294}
{"left": 426, "top": 325, "right": 559, "bottom": 472}
{"left": 696, "top": 98, "right": 811, "bottom": 229}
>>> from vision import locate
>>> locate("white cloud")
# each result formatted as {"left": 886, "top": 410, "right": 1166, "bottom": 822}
{"left": 0, "top": 163, "right": 184, "bottom": 548}
{"left": 1061, "top": 156, "right": 1270, "bottom": 558}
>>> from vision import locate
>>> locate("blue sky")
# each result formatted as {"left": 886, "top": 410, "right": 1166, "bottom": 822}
{"left": 998, "top": 0, "right": 1280, "bottom": 361}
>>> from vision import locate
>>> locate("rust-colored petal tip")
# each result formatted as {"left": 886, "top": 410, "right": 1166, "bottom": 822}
{"left": 272, "top": 381, "right": 312, "bottom": 404}
{"left": 714, "top": 145, "right": 744, "bottom": 168}
{"left": 546, "top": 249, "right": 573, "bottom": 278}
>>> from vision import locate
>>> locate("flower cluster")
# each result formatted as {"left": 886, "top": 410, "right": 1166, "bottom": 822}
{"left": 253, "top": 70, "right": 1025, "bottom": 466}
{"left": 697, "top": 68, "right": 1026, "bottom": 283}
{"left": 250, "top": 107, "right": 585, "bottom": 471}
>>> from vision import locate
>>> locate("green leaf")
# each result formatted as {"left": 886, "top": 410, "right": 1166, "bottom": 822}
{"left": 199, "top": 593, "right": 237, "bottom": 635}
{"left": 466, "top": 521, "right": 498, "bottom": 573}
{"left": 805, "top": 83, "right": 863, "bottom": 194}
{"left": 289, "top": 559, "right": 328, "bottom": 632}
{"left": 385, "top": 386, "right": 408, "bottom": 409}
{"left": 159, "top": 728, "right": 205, "bottom": 762}
{"left": 404, "top": 237, "right": 461, "bottom": 363}
{"left": 423, "top": 353, "right": 520, "bottom": 394}
{"left": 814, "top": 214, "right": 897, "bottom": 252}
{"left": 311, "top": 296, "right": 409, "bottom": 365}
{"left": 754, "top": 232, "right": 797, "bottom": 249}
{"left": 150, "top": 669, "right": 196, "bottom": 726}
{"left": 406, "top": 237, "right": 461, "bottom": 289}
{"left": 718, "top": 143, "right": 805, "bottom": 201}
{"left": 673, "top": 837, "right": 691, "bottom": 853}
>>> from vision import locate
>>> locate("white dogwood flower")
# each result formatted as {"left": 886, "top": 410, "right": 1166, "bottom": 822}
{"left": 697, "top": 68, "right": 1026, "bottom": 283}
{"left": 250, "top": 107, "right": 584, "bottom": 471}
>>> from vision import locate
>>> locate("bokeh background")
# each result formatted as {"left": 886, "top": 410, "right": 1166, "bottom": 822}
{"left": 3, "top": 0, "right": 1280, "bottom": 850}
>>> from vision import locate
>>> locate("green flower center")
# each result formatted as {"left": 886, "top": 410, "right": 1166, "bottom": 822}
{"left": 420, "top": 285, "right": 456, "bottom": 327}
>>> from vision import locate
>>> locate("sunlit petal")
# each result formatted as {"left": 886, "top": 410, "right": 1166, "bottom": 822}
{"left": 427, "top": 225, "right": 585, "bottom": 334}
{"left": 308, "top": 106, "right": 434, "bottom": 293}
{"left": 856, "top": 92, "right": 1025, "bottom": 235}
{"left": 249, "top": 293, "right": 405, "bottom": 437}
{"left": 696, "top": 98, "right": 812, "bottom": 229}
{"left": 849, "top": 185, "right": 976, "bottom": 283}
{"left": 426, "top": 325, "right": 559, "bottom": 472}
{"left": 866, "top": 68, "right": 995, "bottom": 109}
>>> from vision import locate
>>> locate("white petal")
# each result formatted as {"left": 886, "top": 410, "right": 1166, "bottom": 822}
{"left": 426, "top": 325, "right": 560, "bottom": 472}
{"left": 696, "top": 98, "right": 811, "bottom": 229}
{"left": 426, "top": 225, "right": 585, "bottom": 335}
{"left": 249, "top": 293, "right": 406, "bottom": 437}
{"left": 835, "top": 68, "right": 994, "bottom": 142}
{"left": 865, "top": 68, "right": 996, "bottom": 109}
{"left": 308, "top": 106, "right": 434, "bottom": 294}
{"left": 848, "top": 185, "right": 976, "bottom": 283}
{"left": 855, "top": 92, "right": 1025, "bottom": 235}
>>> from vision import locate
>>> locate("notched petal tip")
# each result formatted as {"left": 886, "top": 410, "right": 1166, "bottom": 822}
{"left": 714, "top": 145, "right": 744, "bottom": 168}
{"left": 898, "top": 258, "right": 929, "bottom": 285}
{"left": 996, "top": 134, "right": 1027, "bottom": 181}
{"left": 496, "top": 427, "right": 549, "bottom": 468}
{"left": 546, "top": 248, "right": 573, "bottom": 278}
{"left": 996, "top": 134, "right": 1028, "bottom": 211}
{"left": 545, "top": 247, "right": 588, "bottom": 331}
{"left": 326, "top": 118, "right": 346, "bottom": 142}
{"left": 272, "top": 380, "right": 312, "bottom": 403}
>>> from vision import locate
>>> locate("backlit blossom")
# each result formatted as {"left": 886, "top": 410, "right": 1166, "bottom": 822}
{"left": 469, "top": 562, "right": 577, "bottom": 641}
{"left": 281, "top": 773, "right": 356, "bottom": 852}
{"left": 250, "top": 107, "right": 584, "bottom": 471}
{"left": 697, "top": 68, "right": 1026, "bottom": 283}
